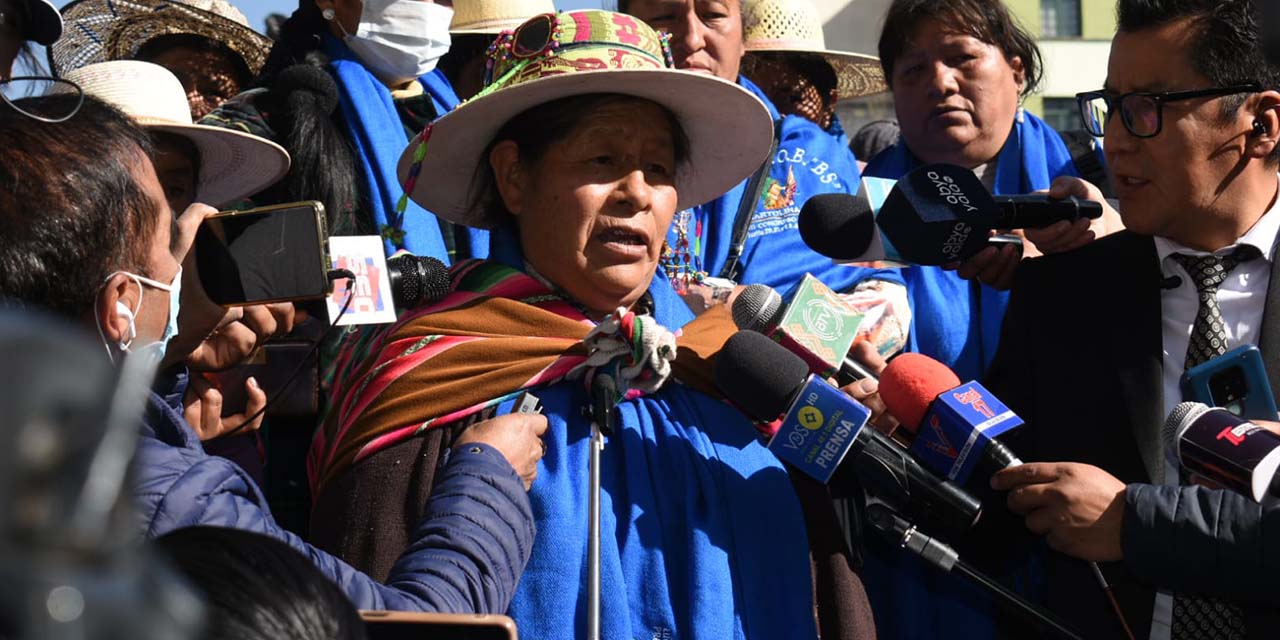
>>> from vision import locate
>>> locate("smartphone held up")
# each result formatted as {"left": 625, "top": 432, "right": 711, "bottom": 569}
{"left": 195, "top": 202, "right": 332, "bottom": 307}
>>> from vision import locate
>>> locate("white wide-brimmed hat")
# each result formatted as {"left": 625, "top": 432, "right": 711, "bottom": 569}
{"left": 450, "top": 0, "right": 556, "bottom": 35}
{"left": 21, "top": 0, "right": 62, "bottom": 45}
{"left": 398, "top": 10, "right": 774, "bottom": 230}
{"left": 50, "top": 0, "right": 272, "bottom": 77}
{"left": 741, "top": 0, "right": 887, "bottom": 100}
{"left": 60, "top": 61, "right": 290, "bottom": 207}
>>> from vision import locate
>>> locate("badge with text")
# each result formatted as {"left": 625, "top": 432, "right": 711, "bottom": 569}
{"left": 769, "top": 375, "right": 872, "bottom": 483}
{"left": 326, "top": 236, "right": 397, "bottom": 326}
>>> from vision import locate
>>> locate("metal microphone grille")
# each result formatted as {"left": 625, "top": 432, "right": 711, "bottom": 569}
{"left": 732, "top": 284, "right": 783, "bottom": 332}
{"left": 388, "top": 254, "right": 450, "bottom": 309}
{"left": 1162, "top": 401, "right": 1212, "bottom": 467}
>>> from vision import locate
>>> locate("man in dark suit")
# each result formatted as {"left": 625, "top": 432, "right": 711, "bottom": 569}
{"left": 979, "top": 1, "right": 1280, "bottom": 638}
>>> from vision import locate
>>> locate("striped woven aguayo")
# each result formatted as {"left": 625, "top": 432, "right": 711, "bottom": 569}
{"left": 307, "top": 259, "right": 737, "bottom": 496}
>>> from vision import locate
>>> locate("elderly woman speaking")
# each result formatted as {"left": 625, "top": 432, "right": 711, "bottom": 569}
{"left": 307, "top": 10, "right": 872, "bottom": 640}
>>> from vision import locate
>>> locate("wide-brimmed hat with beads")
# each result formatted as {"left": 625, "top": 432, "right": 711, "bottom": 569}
{"left": 450, "top": 0, "right": 556, "bottom": 35}
{"left": 396, "top": 9, "right": 775, "bottom": 230}
{"left": 60, "top": 61, "right": 290, "bottom": 207}
{"left": 741, "top": 0, "right": 887, "bottom": 100}
{"left": 48, "top": 0, "right": 273, "bottom": 78}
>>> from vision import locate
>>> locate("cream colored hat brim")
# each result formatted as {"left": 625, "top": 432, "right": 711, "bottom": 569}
{"left": 451, "top": 17, "right": 533, "bottom": 35}
{"left": 449, "top": 0, "right": 555, "bottom": 35}
{"left": 62, "top": 60, "right": 291, "bottom": 207}
{"left": 398, "top": 69, "right": 775, "bottom": 230}
{"left": 144, "top": 121, "right": 292, "bottom": 207}
{"left": 745, "top": 44, "right": 888, "bottom": 100}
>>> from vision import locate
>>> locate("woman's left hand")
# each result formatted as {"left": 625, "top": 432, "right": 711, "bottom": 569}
{"left": 951, "top": 241, "right": 1022, "bottom": 291}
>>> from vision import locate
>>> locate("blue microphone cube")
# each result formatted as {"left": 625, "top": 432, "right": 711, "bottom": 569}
{"left": 909, "top": 381, "right": 1024, "bottom": 483}
{"left": 769, "top": 375, "right": 872, "bottom": 483}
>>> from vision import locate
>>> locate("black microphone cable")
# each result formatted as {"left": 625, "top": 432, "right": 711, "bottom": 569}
{"left": 221, "top": 269, "right": 356, "bottom": 438}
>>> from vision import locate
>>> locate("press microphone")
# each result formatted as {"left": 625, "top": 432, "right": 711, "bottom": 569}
{"left": 1160, "top": 275, "right": 1183, "bottom": 290}
{"left": 715, "top": 330, "right": 982, "bottom": 534}
{"left": 1162, "top": 402, "right": 1280, "bottom": 503}
{"left": 386, "top": 254, "right": 450, "bottom": 310}
{"left": 799, "top": 164, "right": 1103, "bottom": 265}
{"left": 732, "top": 283, "right": 876, "bottom": 384}
{"left": 879, "top": 353, "right": 1025, "bottom": 485}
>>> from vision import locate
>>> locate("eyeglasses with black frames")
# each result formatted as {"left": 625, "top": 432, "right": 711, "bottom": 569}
{"left": 1076, "top": 83, "right": 1262, "bottom": 138}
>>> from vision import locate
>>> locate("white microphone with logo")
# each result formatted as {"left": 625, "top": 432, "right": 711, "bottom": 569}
{"left": 1163, "top": 401, "right": 1280, "bottom": 503}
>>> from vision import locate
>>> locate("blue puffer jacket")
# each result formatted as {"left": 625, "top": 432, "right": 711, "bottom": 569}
{"left": 132, "top": 369, "right": 535, "bottom": 613}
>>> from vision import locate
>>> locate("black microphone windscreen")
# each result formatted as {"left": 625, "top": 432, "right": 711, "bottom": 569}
{"left": 714, "top": 331, "right": 811, "bottom": 421}
{"left": 732, "top": 284, "right": 783, "bottom": 332}
{"left": 799, "top": 192, "right": 878, "bottom": 260}
{"left": 1162, "top": 401, "right": 1211, "bottom": 464}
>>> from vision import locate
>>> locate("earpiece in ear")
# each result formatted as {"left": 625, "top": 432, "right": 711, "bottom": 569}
{"left": 1253, "top": 119, "right": 1269, "bottom": 137}
{"left": 115, "top": 301, "right": 137, "bottom": 345}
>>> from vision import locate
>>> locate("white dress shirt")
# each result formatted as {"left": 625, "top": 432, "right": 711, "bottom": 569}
{"left": 1147, "top": 177, "right": 1280, "bottom": 640}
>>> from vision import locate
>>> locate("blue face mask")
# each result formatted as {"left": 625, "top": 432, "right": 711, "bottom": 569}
{"left": 97, "top": 268, "right": 182, "bottom": 363}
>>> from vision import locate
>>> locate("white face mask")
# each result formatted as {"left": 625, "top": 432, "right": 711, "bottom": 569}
{"left": 340, "top": 0, "right": 453, "bottom": 85}
{"left": 95, "top": 268, "right": 182, "bottom": 364}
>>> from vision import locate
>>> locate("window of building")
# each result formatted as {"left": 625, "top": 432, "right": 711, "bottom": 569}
{"left": 1041, "top": 0, "right": 1082, "bottom": 38}
{"left": 1041, "top": 97, "right": 1080, "bottom": 133}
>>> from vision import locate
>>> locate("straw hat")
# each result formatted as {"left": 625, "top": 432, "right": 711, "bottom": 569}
{"left": 20, "top": 0, "right": 62, "bottom": 45}
{"left": 450, "top": 0, "right": 556, "bottom": 35}
{"left": 49, "top": 0, "right": 273, "bottom": 78}
{"left": 60, "top": 61, "right": 291, "bottom": 207}
{"left": 397, "top": 10, "right": 774, "bottom": 230}
{"left": 741, "top": 0, "right": 887, "bottom": 100}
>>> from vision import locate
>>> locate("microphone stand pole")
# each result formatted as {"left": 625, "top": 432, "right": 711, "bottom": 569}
{"left": 866, "top": 503, "right": 1084, "bottom": 640}
{"left": 587, "top": 375, "right": 618, "bottom": 640}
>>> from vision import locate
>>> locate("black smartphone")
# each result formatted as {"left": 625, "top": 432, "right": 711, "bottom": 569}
{"left": 361, "top": 611, "right": 518, "bottom": 640}
{"left": 195, "top": 201, "right": 331, "bottom": 306}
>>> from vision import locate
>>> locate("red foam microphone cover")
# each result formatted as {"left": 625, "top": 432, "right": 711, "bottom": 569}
{"left": 879, "top": 353, "right": 963, "bottom": 433}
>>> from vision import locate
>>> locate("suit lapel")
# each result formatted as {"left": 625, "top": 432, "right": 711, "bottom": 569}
{"left": 1255, "top": 236, "right": 1280, "bottom": 404}
{"left": 1106, "top": 234, "right": 1166, "bottom": 483}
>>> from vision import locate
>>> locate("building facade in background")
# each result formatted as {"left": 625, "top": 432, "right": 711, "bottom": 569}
{"left": 813, "top": 0, "right": 1114, "bottom": 138}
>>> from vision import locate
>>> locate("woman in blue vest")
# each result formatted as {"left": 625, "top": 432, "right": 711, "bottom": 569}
{"left": 623, "top": 0, "right": 912, "bottom": 361}
{"left": 865, "top": 0, "right": 1117, "bottom": 382}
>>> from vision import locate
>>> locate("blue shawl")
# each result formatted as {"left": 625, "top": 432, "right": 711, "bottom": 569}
{"left": 492, "top": 230, "right": 818, "bottom": 640}
{"left": 864, "top": 111, "right": 1079, "bottom": 382}
{"left": 861, "top": 111, "right": 1080, "bottom": 640}
{"left": 670, "top": 76, "right": 898, "bottom": 294}
{"left": 325, "top": 38, "right": 488, "bottom": 260}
